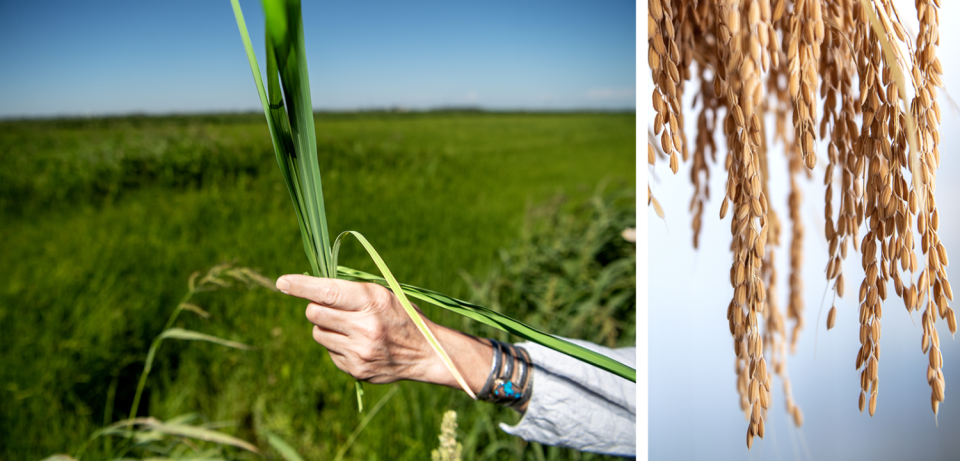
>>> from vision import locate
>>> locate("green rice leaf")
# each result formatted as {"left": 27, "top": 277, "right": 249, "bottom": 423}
{"left": 232, "top": 0, "right": 333, "bottom": 278}
{"left": 230, "top": 0, "right": 311, "bottom": 273}
{"left": 228, "top": 0, "right": 274, "bottom": 146}
{"left": 338, "top": 266, "right": 637, "bottom": 382}
{"left": 261, "top": 0, "right": 289, "bottom": 54}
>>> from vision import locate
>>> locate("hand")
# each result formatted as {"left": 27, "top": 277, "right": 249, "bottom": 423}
{"left": 275, "top": 274, "right": 492, "bottom": 394}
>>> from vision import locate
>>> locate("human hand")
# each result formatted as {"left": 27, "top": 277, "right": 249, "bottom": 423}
{"left": 275, "top": 274, "right": 492, "bottom": 393}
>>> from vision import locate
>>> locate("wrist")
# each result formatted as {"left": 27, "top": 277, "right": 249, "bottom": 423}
{"left": 413, "top": 320, "right": 492, "bottom": 395}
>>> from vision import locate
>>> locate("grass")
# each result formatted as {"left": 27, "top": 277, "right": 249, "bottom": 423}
{"left": 0, "top": 111, "right": 634, "bottom": 460}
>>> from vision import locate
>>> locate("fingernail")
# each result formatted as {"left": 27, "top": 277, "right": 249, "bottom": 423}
{"left": 276, "top": 277, "right": 290, "bottom": 293}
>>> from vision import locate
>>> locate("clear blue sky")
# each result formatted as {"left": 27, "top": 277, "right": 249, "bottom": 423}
{"left": 0, "top": 0, "right": 636, "bottom": 118}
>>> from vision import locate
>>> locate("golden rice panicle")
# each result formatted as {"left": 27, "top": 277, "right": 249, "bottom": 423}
{"left": 819, "top": 0, "right": 860, "bottom": 319}
{"left": 715, "top": 0, "right": 776, "bottom": 446}
{"left": 690, "top": 68, "right": 721, "bottom": 248}
{"left": 716, "top": 0, "right": 750, "bottom": 423}
{"left": 910, "top": 0, "right": 951, "bottom": 415}
{"left": 764, "top": 253, "right": 804, "bottom": 427}
{"left": 849, "top": 0, "right": 907, "bottom": 418}
{"left": 761, "top": 245, "right": 804, "bottom": 426}
{"left": 787, "top": 0, "right": 824, "bottom": 170}
{"left": 649, "top": 0, "right": 687, "bottom": 174}
{"left": 688, "top": 1, "right": 726, "bottom": 247}
{"left": 766, "top": 52, "right": 808, "bottom": 354}
{"left": 786, "top": 149, "right": 806, "bottom": 351}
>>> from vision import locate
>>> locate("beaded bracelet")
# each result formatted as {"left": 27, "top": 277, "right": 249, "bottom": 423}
{"left": 477, "top": 339, "right": 533, "bottom": 409}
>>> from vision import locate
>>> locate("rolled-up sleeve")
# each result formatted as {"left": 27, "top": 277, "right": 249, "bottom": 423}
{"left": 499, "top": 338, "right": 636, "bottom": 456}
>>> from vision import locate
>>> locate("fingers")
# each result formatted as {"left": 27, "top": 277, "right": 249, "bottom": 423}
{"left": 305, "top": 302, "right": 355, "bottom": 335}
{"left": 277, "top": 274, "right": 384, "bottom": 311}
{"left": 312, "top": 325, "right": 350, "bottom": 355}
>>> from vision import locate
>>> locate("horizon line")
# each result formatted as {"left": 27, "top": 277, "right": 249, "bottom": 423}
{"left": 0, "top": 105, "right": 638, "bottom": 122}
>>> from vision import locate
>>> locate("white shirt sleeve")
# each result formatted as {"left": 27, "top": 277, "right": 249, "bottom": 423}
{"left": 498, "top": 338, "right": 637, "bottom": 457}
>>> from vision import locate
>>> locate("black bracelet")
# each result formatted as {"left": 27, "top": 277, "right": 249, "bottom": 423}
{"left": 477, "top": 339, "right": 502, "bottom": 400}
{"left": 478, "top": 339, "right": 533, "bottom": 407}
{"left": 510, "top": 346, "right": 533, "bottom": 409}
{"left": 490, "top": 343, "right": 515, "bottom": 405}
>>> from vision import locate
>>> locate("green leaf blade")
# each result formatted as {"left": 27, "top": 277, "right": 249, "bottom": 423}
{"left": 158, "top": 328, "right": 253, "bottom": 350}
{"left": 262, "top": 430, "right": 305, "bottom": 461}
{"left": 145, "top": 421, "right": 259, "bottom": 454}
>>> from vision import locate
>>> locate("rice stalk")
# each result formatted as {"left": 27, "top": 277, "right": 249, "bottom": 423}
{"left": 230, "top": 0, "right": 637, "bottom": 391}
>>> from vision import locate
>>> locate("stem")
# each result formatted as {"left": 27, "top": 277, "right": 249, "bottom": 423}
{"left": 102, "top": 373, "right": 119, "bottom": 454}
{"left": 127, "top": 340, "right": 159, "bottom": 422}
{"left": 333, "top": 385, "right": 399, "bottom": 461}
{"left": 128, "top": 289, "right": 195, "bottom": 421}
{"left": 163, "top": 290, "right": 196, "bottom": 332}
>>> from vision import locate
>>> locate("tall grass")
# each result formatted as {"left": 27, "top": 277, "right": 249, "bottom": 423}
{"left": 465, "top": 183, "right": 637, "bottom": 348}
{"left": 65, "top": 265, "right": 271, "bottom": 461}
{"left": 39, "top": 265, "right": 413, "bottom": 461}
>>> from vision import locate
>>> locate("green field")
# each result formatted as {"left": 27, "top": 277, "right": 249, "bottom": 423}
{"left": 0, "top": 112, "right": 636, "bottom": 460}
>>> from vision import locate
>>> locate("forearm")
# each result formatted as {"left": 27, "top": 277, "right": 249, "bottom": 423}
{"left": 413, "top": 321, "right": 493, "bottom": 395}
{"left": 412, "top": 321, "right": 534, "bottom": 412}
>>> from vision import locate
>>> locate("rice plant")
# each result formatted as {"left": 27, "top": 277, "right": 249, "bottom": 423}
{"left": 228, "top": 0, "right": 636, "bottom": 399}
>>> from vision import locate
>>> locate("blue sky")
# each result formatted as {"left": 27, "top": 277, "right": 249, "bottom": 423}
{"left": 0, "top": 0, "right": 636, "bottom": 118}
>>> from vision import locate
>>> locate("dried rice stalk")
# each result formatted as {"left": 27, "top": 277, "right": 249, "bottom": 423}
{"left": 788, "top": 0, "right": 824, "bottom": 170}
{"left": 907, "top": 0, "right": 953, "bottom": 417}
{"left": 690, "top": 67, "right": 720, "bottom": 247}
{"left": 649, "top": 0, "right": 689, "bottom": 175}
{"left": 649, "top": 0, "right": 951, "bottom": 447}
